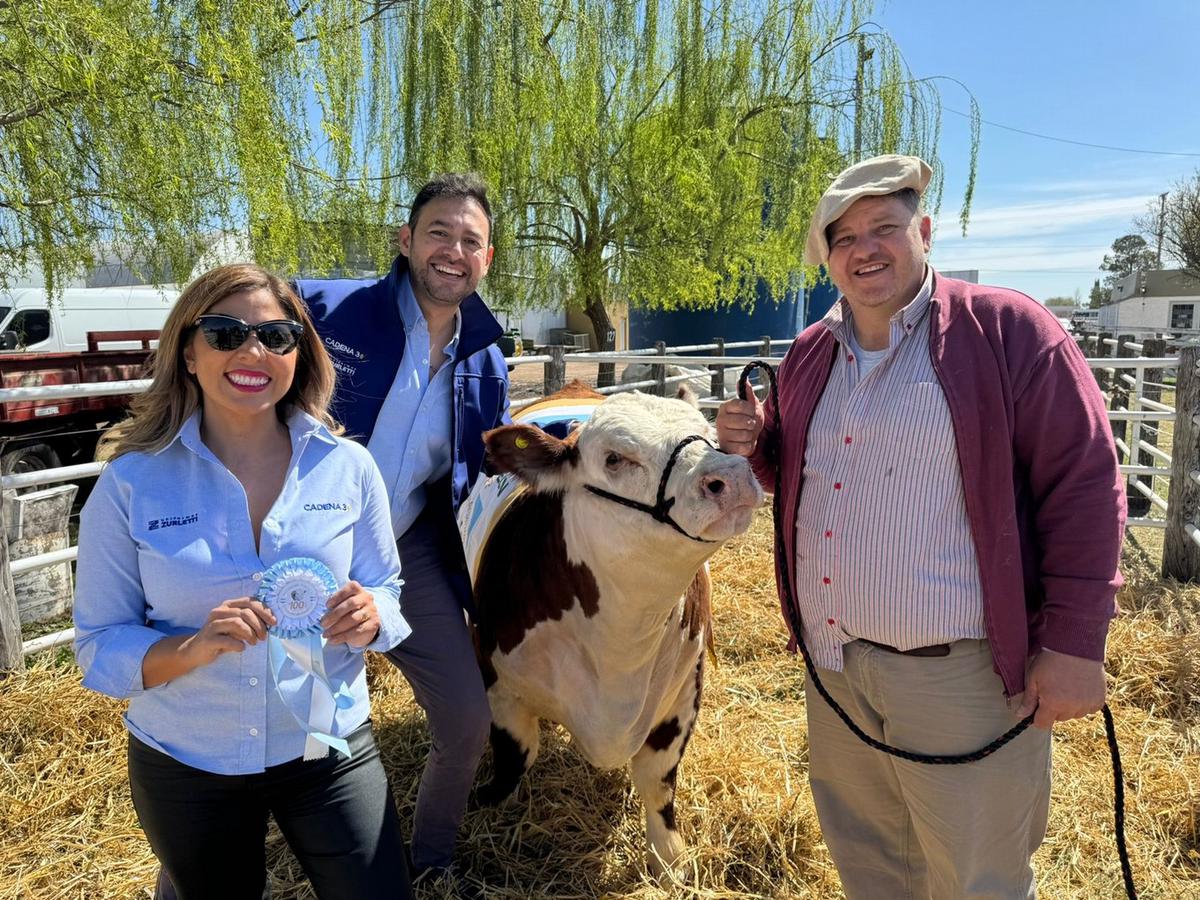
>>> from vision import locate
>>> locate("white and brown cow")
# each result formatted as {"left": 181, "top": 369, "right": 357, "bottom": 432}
{"left": 463, "top": 384, "right": 762, "bottom": 872}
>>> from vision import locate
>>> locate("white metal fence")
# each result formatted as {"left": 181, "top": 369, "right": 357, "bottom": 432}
{"left": 1078, "top": 331, "right": 1200, "bottom": 581}
{"left": 4, "top": 334, "right": 1198, "bottom": 670}
{"left": 0, "top": 338, "right": 786, "bottom": 668}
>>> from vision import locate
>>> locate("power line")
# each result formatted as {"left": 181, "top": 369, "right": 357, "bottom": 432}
{"left": 944, "top": 107, "right": 1200, "bottom": 157}
{"left": 952, "top": 268, "right": 1106, "bottom": 275}
{"left": 937, "top": 225, "right": 1157, "bottom": 239}
{"left": 932, "top": 243, "right": 1111, "bottom": 250}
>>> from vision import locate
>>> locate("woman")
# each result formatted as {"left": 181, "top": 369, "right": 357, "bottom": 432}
{"left": 73, "top": 264, "right": 414, "bottom": 900}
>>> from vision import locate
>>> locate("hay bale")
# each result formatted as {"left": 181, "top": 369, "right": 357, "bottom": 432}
{"left": 3, "top": 511, "right": 1199, "bottom": 897}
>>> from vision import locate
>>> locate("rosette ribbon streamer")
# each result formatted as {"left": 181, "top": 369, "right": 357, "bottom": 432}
{"left": 258, "top": 558, "right": 357, "bottom": 760}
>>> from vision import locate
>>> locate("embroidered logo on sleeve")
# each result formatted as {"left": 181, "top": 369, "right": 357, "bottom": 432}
{"left": 147, "top": 513, "right": 199, "bottom": 531}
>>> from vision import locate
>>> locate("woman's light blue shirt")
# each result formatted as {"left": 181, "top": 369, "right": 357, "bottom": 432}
{"left": 73, "top": 409, "right": 410, "bottom": 775}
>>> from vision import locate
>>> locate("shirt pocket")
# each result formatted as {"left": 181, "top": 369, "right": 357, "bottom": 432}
{"left": 880, "top": 382, "right": 957, "bottom": 461}
{"left": 459, "top": 372, "right": 507, "bottom": 427}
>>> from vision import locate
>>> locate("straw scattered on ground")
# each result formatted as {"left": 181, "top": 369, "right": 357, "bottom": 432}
{"left": 2, "top": 511, "right": 1199, "bottom": 898}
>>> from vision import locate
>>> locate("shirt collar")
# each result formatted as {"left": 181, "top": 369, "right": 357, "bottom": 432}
{"left": 822, "top": 265, "right": 934, "bottom": 344}
{"left": 157, "top": 407, "right": 338, "bottom": 457}
{"left": 399, "top": 272, "right": 463, "bottom": 358}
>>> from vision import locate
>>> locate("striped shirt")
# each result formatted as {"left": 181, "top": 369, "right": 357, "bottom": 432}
{"left": 794, "top": 269, "right": 986, "bottom": 672}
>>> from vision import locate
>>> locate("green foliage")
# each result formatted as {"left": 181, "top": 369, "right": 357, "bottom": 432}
{"left": 1, "top": 0, "right": 973, "bottom": 324}
{"left": 394, "top": 0, "right": 965, "bottom": 328}
{"left": 0, "top": 0, "right": 394, "bottom": 293}
{"left": 1042, "top": 296, "right": 1075, "bottom": 310}
{"left": 1099, "top": 234, "right": 1156, "bottom": 290}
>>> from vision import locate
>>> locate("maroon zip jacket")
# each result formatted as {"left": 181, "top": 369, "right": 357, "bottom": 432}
{"left": 750, "top": 271, "right": 1125, "bottom": 696}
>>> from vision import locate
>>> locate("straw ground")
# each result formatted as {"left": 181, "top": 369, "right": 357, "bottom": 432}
{"left": 2, "top": 511, "right": 1198, "bottom": 898}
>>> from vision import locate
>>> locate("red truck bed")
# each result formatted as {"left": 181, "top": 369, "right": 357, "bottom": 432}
{"left": 0, "top": 334, "right": 155, "bottom": 426}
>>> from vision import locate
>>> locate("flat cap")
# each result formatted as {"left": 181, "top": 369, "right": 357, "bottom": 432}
{"left": 804, "top": 154, "right": 933, "bottom": 266}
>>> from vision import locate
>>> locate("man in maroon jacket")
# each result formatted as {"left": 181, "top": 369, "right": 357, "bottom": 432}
{"left": 717, "top": 155, "right": 1125, "bottom": 897}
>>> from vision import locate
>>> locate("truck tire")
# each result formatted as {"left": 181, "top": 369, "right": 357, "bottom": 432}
{"left": 1, "top": 443, "right": 61, "bottom": 476}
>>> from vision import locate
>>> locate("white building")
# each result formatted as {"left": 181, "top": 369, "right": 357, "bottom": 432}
{"left": 1097, "top": 269, "right": 1199, "bottom": 334}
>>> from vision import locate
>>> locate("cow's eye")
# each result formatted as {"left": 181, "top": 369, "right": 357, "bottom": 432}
{"left": 604, "top": 451, "right": 623, "bottom": 469}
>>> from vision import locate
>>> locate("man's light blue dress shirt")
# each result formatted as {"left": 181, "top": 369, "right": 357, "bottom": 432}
{"left": 366, "top": 274, "right": 459, "bottom": 537}
{"left": 73, "top": 410, "right": 410, "bottom": 775}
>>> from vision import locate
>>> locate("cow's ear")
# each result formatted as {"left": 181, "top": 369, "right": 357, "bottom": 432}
{"left": 484, "top": 424, "right": 577, "bottom": 492}
{"left": 676, "top": 384, "right": 699, "bottom": 408}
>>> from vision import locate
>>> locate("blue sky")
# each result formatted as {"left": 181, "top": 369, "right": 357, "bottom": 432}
{"left": 874, "top": 1, "right": 1200, "bottom": 303}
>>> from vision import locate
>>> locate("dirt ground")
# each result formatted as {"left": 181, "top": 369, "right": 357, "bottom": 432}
{"left": 506, "top": 358, "right": 626, "bottom": 400}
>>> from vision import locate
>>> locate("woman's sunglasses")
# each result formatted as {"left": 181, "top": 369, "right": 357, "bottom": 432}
{"left": 192, "top": 314, "right": 304, "bottom": 355}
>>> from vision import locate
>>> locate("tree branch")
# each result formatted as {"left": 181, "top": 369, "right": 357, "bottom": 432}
{"left": 515, "top": 231, "right": 576, "bottom": 251}
{"left": 0, "top": 92, "right": 82, "bottom": 129}
{"left": 0, "top": 190, "right": 120, "bottom": 210}
{"left": 541, "top": 0, "right": 568, "bottom": 48}
{"left": 524, "top": 219, "right": 577, "bottom": 247}
{"left": 294, "top": 0, "right": 410, "bottom": 45}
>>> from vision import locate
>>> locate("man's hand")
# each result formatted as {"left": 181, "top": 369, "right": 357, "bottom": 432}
{"left": 1016, "top": 648, "right": 1106, "bottom": 729}
{"left": 716, "top": 396, "right": 765, "bottom": 457}
{"left": 322, "top": 580, "right": 381, "bottom": 649}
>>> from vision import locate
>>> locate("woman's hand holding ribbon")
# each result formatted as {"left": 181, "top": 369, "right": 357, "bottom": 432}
{"left": 183, "top": 598, "right": 278, "bottom": 664}
{"left": 321, "top": 581, "right": 380, "bottom": 649}
{"left": 143, "top": 598, "right": 277, "bottom": 689}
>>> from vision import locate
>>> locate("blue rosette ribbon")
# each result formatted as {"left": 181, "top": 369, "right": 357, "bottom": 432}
{"left": 258, "top": 558, "right": 357, "bottom": 760}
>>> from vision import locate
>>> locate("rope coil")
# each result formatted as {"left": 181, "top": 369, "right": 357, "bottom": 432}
{"left": 736, "top": 360, "right": 1136, "bottom": 898}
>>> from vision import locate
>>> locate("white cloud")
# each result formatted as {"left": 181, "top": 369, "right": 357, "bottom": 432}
{"left": 1011, "top": 176, "right": 1166, "bottom": 195}
{"left": 935, "top": 194, "right": 1155, "bottom": 240}
{"left": 930, "top": 246, "right": 1107, "bottom": 273}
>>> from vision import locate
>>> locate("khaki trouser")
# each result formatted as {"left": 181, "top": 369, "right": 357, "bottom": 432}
{"left": 806, "top": 639, "right": 1052, "bottom": 900}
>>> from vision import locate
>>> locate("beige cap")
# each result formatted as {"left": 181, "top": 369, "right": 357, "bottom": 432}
{"left": 804, "top": 154, "right": 933, "bottom": 266}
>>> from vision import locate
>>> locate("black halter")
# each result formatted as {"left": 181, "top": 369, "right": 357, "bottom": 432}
{"left": 583, "top": 434, "right": 719, "bottom": 544}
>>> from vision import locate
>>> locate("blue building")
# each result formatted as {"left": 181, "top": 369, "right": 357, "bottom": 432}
{"left": 628, "top": 277, "right": 837, "bottom": 350}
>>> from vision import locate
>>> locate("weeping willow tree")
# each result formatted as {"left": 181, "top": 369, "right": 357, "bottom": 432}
{"left": 388, "top": 0, "right": 977, "bottom": 351}
{"left": 0, "top": 0, "right": 404, "bottom": 293}
{"left": 1, "top": 0, "right": 977, "bottom": 340}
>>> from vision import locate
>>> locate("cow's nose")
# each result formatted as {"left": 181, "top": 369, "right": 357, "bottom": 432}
{"left": 702, "top": 475, "right": 726, "bottom": 496}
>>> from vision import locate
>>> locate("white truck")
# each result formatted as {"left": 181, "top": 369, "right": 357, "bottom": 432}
{"left": 0, "top": 285, "right": 177, "bottom": 354}
{"left": 0, "top": 286, "right": 179, "bottom": 472}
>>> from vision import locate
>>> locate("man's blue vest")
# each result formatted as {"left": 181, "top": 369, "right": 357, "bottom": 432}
{"left": 294, "top": 255, "right": 511, "bottom": 513}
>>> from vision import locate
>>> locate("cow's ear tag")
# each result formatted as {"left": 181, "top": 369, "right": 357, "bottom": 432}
{"left": 514, "top": 436, "right": 529, "bottom": 450}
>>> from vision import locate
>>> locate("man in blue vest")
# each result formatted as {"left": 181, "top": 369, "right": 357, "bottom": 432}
{"left": 295, "top": 173, "right": 510, "bottom": 882}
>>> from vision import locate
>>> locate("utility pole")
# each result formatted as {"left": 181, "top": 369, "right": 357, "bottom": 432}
{"left": 853, "top": 35, "right": 873, "bottom": 162}
{"left": 1156, "top": 191, "right": 1168, "bottom": 269}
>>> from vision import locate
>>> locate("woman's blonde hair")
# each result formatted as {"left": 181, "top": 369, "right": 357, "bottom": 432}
{"left": 100, "top": 263, "right": 340, "bottom": 460}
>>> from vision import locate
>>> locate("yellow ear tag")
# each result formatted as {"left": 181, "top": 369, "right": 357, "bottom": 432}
{"left": 514, "top": 436, "right": 529, "bottom": 450}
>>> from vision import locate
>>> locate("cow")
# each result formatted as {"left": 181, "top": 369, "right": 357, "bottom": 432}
{"left": 459, "top": 383, "right": 763, "bottom": 873}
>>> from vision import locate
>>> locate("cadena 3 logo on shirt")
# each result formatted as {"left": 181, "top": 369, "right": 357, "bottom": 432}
{"left": 147, "top": 514, "right": 199, "bottom": 531}
{"left": 303, "top": 501, "right": 351, "bottom": 513}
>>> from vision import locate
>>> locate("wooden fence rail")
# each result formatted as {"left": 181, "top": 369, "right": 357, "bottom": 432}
{"left": 1164, "top": 346, "right": 1200, "bottom": 580}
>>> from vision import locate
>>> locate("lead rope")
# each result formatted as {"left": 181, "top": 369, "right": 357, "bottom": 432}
{"left": 737, "top": 360, "right": 1136, "bottom": 899}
